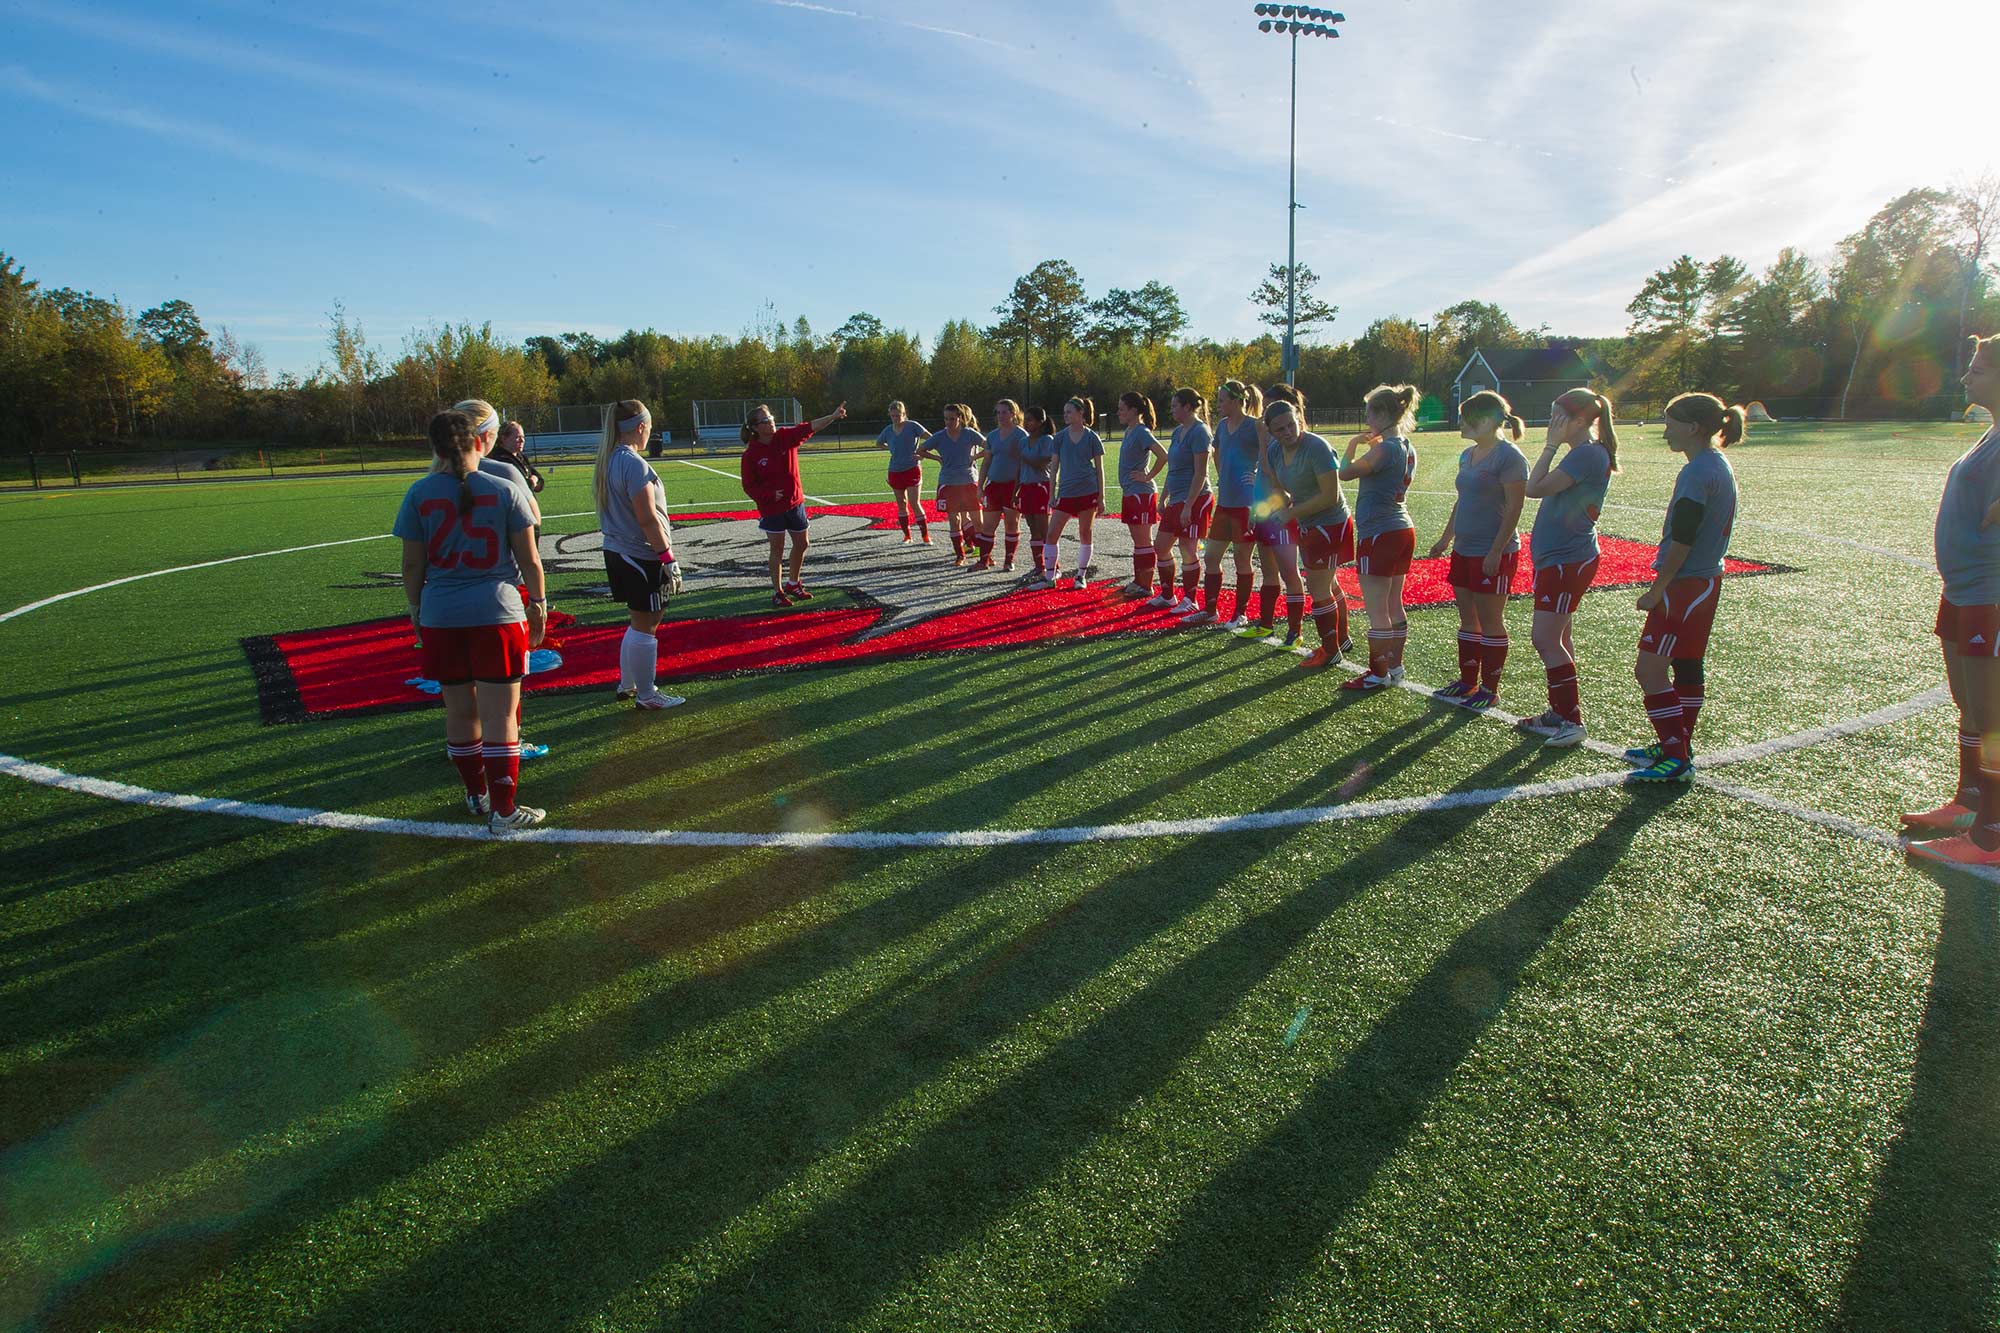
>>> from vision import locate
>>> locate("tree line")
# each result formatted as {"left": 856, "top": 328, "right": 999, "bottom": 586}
{"left": 2, "top": 179, "right": 1996, "bottom": 453}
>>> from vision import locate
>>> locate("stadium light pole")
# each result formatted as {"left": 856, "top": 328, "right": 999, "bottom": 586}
{"left": 1252, "top": 5, "right": 1343, "bottom": 386}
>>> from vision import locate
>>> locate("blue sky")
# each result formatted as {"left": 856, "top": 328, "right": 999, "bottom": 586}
{"left": 3, "top": 0, "right": 1994, "bottom": 376}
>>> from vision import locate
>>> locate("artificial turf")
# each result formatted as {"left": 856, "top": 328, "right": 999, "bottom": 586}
{"left": 0, "top": 421, "right": 1994, "bottom": 1330}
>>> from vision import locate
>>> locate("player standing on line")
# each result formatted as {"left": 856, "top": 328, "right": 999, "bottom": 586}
{"left": 1019, "top": 406, "right": 1059, "bottom": 588}
{"left": 878, "top": 400, "right": 932, "bottom": 544}
{"left": 1184, "top": 380, "right": 1262, "bottom": 625}
{"left": 1515, "top": 389, "right": 1618, "bottom": 747}
{"left": 1262, "top": 399, "right": 1352, "bottom": 667}
{"left": 1428, "top": 390, "right": 1529, "bottom": 710}
{"left": 395, "top": 409, "right": 548, "bottom": 832}
{"left": 975, "top": 400, "right": 1029, "bottom": 570}
{"left": 740, "top": 399, "right": 849, "bottom": 605}
{"left": 1626, "top": 392, "right": 1743, "bottom": 783}
{"left": 917, "top": 404, "right": 985, "bottom": 565}
{"left": 1150, "top": 388, "right": 1215, "bottom": 605}
{"left": 1340, "top": 384, "right": 1419, "bottom": 691}
{"left": 1908, "top": 335, "right": 2000, "bottom": 861}
{"left": 595, "top": 398, "right": 685, "bottom": 710}
{"left": 1115, "top": 392, "right": 1169, "bottom": 597}
{"left": 1046, "top": 396, "right": 1107, "bottom": 590}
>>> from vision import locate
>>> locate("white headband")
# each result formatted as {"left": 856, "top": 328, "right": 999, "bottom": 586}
{"left": 474, "top": 410, "right": 499, "bottom": 437}
{"left": 619, "top": 413, "right": 649, "bottom": 432}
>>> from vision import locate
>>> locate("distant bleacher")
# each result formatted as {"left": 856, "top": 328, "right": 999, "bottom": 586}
{"left": 521, "top": 429, "right": 674, "bottom": 461}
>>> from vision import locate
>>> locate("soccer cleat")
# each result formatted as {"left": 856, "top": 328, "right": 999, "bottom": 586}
{"left": 1514, "top": 710, "right": 1564, "bottom": 737}
{"left": 614, "top": 686, "right": 637, "bottom": 701}
{"left": 519, "top": 741, "right": 550, "bottom": 760}
{"left": 1239, "top": 622, "right": 1277, "bottom": 639}
{"left": 1907, "top": 833, "right": 2000, "bottom": 867}
{"left": 1624, "top": 742, "right": 1663, "bottom": 765}
{"left": 901, "top": 533, "right": 913, "bottom": 545}
{"left": 1382, "top": 666, "right": 1406, "bottom": 685}
{"left": 1074, "top": 574, "right": 1091, "bottom": 591}
{"left": 1460, "top": 688, "right": 1498, "bottom": 711}
{"left": 1169, "top": 597, "right": 1197, "bottom": 615}
{"left": 953, "top": 556, "right": 966, "bottom": 567}
{"left": 1339, "top": 636, "right": 1355, "bottom": 655}
{"left": 464, "top": 792, "right": 491, "bottom": 817}
{"left": 1122, "top": 581, "right": 1151, "bottom": 598}
{"left": 1434, "top": 680, "right": 1473, "bottom": 701}
{"left": 1226, "top": 614, "right": 1251, "bottom": 631}
{"left": 1900, "top": 800, "right": 1978, "bottom": 834}
{"left": 1145, "top": 593, "right": 1172, "bottom": 607}
{"left": 1280, "top": 628, "right": 1302, "bottom": 649}
{"left": 772, "top": 589, "right": 794, "bottom": 608}
{"left": 1341, "top": 671, "right": 1390, "bottom": 692}
{"left": 489, "top": 804, "right": 547, "bottom": 833}
{"left": 1298, "top": 646, "right": 1341, "bottom": 670}
{"left": 921, "top": 533, "right": 933, "bottom": 545}
{"left": 973, "top": 558, "right": 995, "bottom": 571}
{"left": 633, "top": 691, "right": 686, "bottom": 711}
{"left": 1003, "top": 560, "right": 1016, "bottom": 572}
{"left": 1026, "top": 575, "right": 1055, "bottom": 591}
{"left": 783, "top": 581, "right": 814, "bottom": 601}
{"left": 1183, "top": 609, "right": 1218, "bottom": 626}
{"left": 1630, "top": 755, "right": 1693, "bottom": 783}
{"left": 1543, "top": 719, "right": 1587, "bottom": 748}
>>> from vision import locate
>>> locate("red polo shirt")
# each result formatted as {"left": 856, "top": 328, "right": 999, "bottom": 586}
{"left": 739, "top": 424, "right": 816, "bottom": 514}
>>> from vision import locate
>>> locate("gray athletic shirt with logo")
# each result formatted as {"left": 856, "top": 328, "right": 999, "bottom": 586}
{"left": 1353, "top": 435, "right": 1416, "bottom": 540}
{"left": 1119, "top": 425, "right": 1159, "bottom": 498}
{"left": 1165, "top": 421, "right": 1212, "bottom": 504}
{"left": 1530, "top": 442, "right": 1611, "bottom": 568}
{"left": 392, "top": 470, "right": 532, "bottom": 628}
{"left": 596, "top": 447, "right": 673, "bottom": 562}
{"left": 1452, "top": 441, "right": 1530, "bottom": 557}
{"left": 878, "top": 421, "right": 928, "bottom": 471}
{"left": 1213, "top": 417, "right": 1260, "bottom": 507}
{"left": 1655, "top": 447, "right": 1738, "bottom": 579}
{"left": 1270, "top": 432, "right": 1347, "bottom": 527}
{"left": 1939, "top": 429, "right": 2000, "bottom": 604}
{"left": 928, "top": 428, "right": 981, "bottom": 486}
{"left": 1056, "top": 428, "right": 1105, "bottom": 499}
{"left": 985, "top": 426, "right": 1028, "bottom": 485}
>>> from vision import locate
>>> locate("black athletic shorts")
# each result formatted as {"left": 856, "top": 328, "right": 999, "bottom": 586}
{"left": 605, "top": 551, "right": 667, "bottom": 614}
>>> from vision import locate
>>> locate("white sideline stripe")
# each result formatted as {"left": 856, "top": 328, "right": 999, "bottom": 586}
{"left": 0, "top": 535, "right": 393, "bottom": 627}
{"left": 676, "top": 457, "right": 833, "bottom": 506}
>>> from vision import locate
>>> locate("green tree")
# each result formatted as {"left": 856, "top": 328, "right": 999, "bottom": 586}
{"left": 1249, "top": 262, "right": 1338, "bottom": 338}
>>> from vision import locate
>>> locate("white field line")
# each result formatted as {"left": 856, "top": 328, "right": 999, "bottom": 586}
{"left": 677, "top": 457, "right": 834, "bottom": 506}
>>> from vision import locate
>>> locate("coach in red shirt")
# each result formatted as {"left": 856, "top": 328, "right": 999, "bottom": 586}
{"left": 740, "top": 400, "right": 847, "bottom": 607}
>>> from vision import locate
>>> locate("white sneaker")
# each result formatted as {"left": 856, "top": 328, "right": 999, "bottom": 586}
{"left": 1169, "top": 597, "right": 1196, "bottom": 615}
{"left": 489, "top": 804, "right": 546, "bottom": 833}
{"left": 1543, "top": 719, "right": 1587, "bottom": 748}
{"left": 634, "top": 691, "right": 686, "bottom": 710}
{"left": 1182, "top": 609, "right": 1218, "bottom": 626}
{"left": 1074, "top": 574, "right": 1091, "bottom": 590}
{"left": 1383, "top": 666, "right": 1406, "bottom": 685}
{"left": 1146, "top": 593, "right": 1174, "bottom": 608}
{"left": 1225, "top": 614, "right": 1250, "bottom": 631}
{"left": 464, "top": 792, "right": 491, "bottom": 817}
{"left": 614, "top": 686, "right": 637, "bottom": 701}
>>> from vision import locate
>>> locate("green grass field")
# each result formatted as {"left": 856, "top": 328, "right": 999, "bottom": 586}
{"left": 1, "top": 421, "right": 1995, "bottom": 1331}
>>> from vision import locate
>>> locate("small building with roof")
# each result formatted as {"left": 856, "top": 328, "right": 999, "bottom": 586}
{"left": 1451, "top": 347, "right": 1597, "bottom": 423}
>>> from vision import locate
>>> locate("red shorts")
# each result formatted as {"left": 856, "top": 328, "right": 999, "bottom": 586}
{"left": 1640, "top": 575, "right": 1722, "bottom": 659}
{"left": 938, "top": 482, "right": 981, "bottom": 512}
{"left": 982, "top": 481, "right": 1018, "bottom": 512}
{"left": 1120, "top": 493, "right": 1158, "bottom": 524}
{"left": 1936, "top": 597, "right": 2000, "bottom": 657}
{"left": 1014, "top": 482, "right": 1051, "bottom": 515}
{"left": 1158, "top": 491, "right": 1215, "bottom": 540}
{"left": 1297, "top": 516, "right": 1356, "bottom": 571}
{"left": 420, "top": 621, "right": 530, "bottom": 685}
{"left": 1533, "top": 556, "right": 1601, "bottom": 615}
{"left": 888, "top": 466, "right": 922, "bottom": 491}
{"left": 1355, "top": 527, "right": 1415, "bottom": 577}
{"left": 1448, "top": 549, "right": 1522, "bottom": 596}
{"left": 1054, "top": 494, "right": 1102, "bottom": 516}
{"left": 1210, "top": 506, "right": 1254, "bottom": 543}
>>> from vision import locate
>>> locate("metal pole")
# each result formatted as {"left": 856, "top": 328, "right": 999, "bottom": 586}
{"left": 1285, "top": 31, "right": 1298, "bottom": 387}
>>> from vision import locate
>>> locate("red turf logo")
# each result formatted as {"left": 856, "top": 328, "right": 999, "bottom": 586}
{"left": 242, "top": 502, "right": 1771, "bottom": 722}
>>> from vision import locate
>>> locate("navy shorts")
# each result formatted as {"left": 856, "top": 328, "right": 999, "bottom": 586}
{"left": 759, "top": 504, "right": 810, "bottom": 534}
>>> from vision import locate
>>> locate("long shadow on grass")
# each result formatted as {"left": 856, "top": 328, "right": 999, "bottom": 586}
{"left": 1075, "top": 793, "right": 1667, "bottom": 1331}
{"left": 1833, "top": 869, "right": 2000, "bottom": 1331}
{"left": 287, "top": 748, "right": 1551, "bottom": 1332}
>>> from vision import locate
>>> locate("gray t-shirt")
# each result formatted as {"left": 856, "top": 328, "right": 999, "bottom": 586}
{"left": 985, "top": 426, "right": 1028, "bottom": 485}
{"left": 477, "top": 456, "right": 537, "bottom": 520}
{"left": 392, "top": 470, "right": 531, "bottom": 628}
{"left": 1213, "top": 417, "right": 1260, "bottom": 507}
{"left": 1658, "top": 447, "right": 1737, "bottom": 580}
{"left": 1056, "top": 427, "right": 1105, "bottom": 499}
{"left": 879, "top": 421, "right": 927, "bottom": 471}
{"left": 1353, "top": 435, "right": 1416, "bottom": 540}
{"left": 1452, "top": 441, "right": 1530, "bottom": 557}
{"left": 597, "top": 447, "right": 673, "bottom": 562}
{"left": 1270, "top": 432, "right": 1347, "bottom": 527}
{"left": 1118, "top": 425, "right": 1159, "bottom": 498}
{"left": 1939, "top": 429, "right": 2000, "bottom": 604}
{"left": 1019, "top": 431, "right": 1056, "bottom": 485}
{"left": 928, "top": 427, "right": 981, "bottom": 486}
{"left": 1530, "top": 441, "right": 1611, "bottom": 569}
{"left": 1164, "top": 421, "right": 1212, "bottom": 504}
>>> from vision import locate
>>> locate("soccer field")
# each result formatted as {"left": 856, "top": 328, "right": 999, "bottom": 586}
{"left": 1, "top": 421, "right": 1995, "bottom": 1330}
